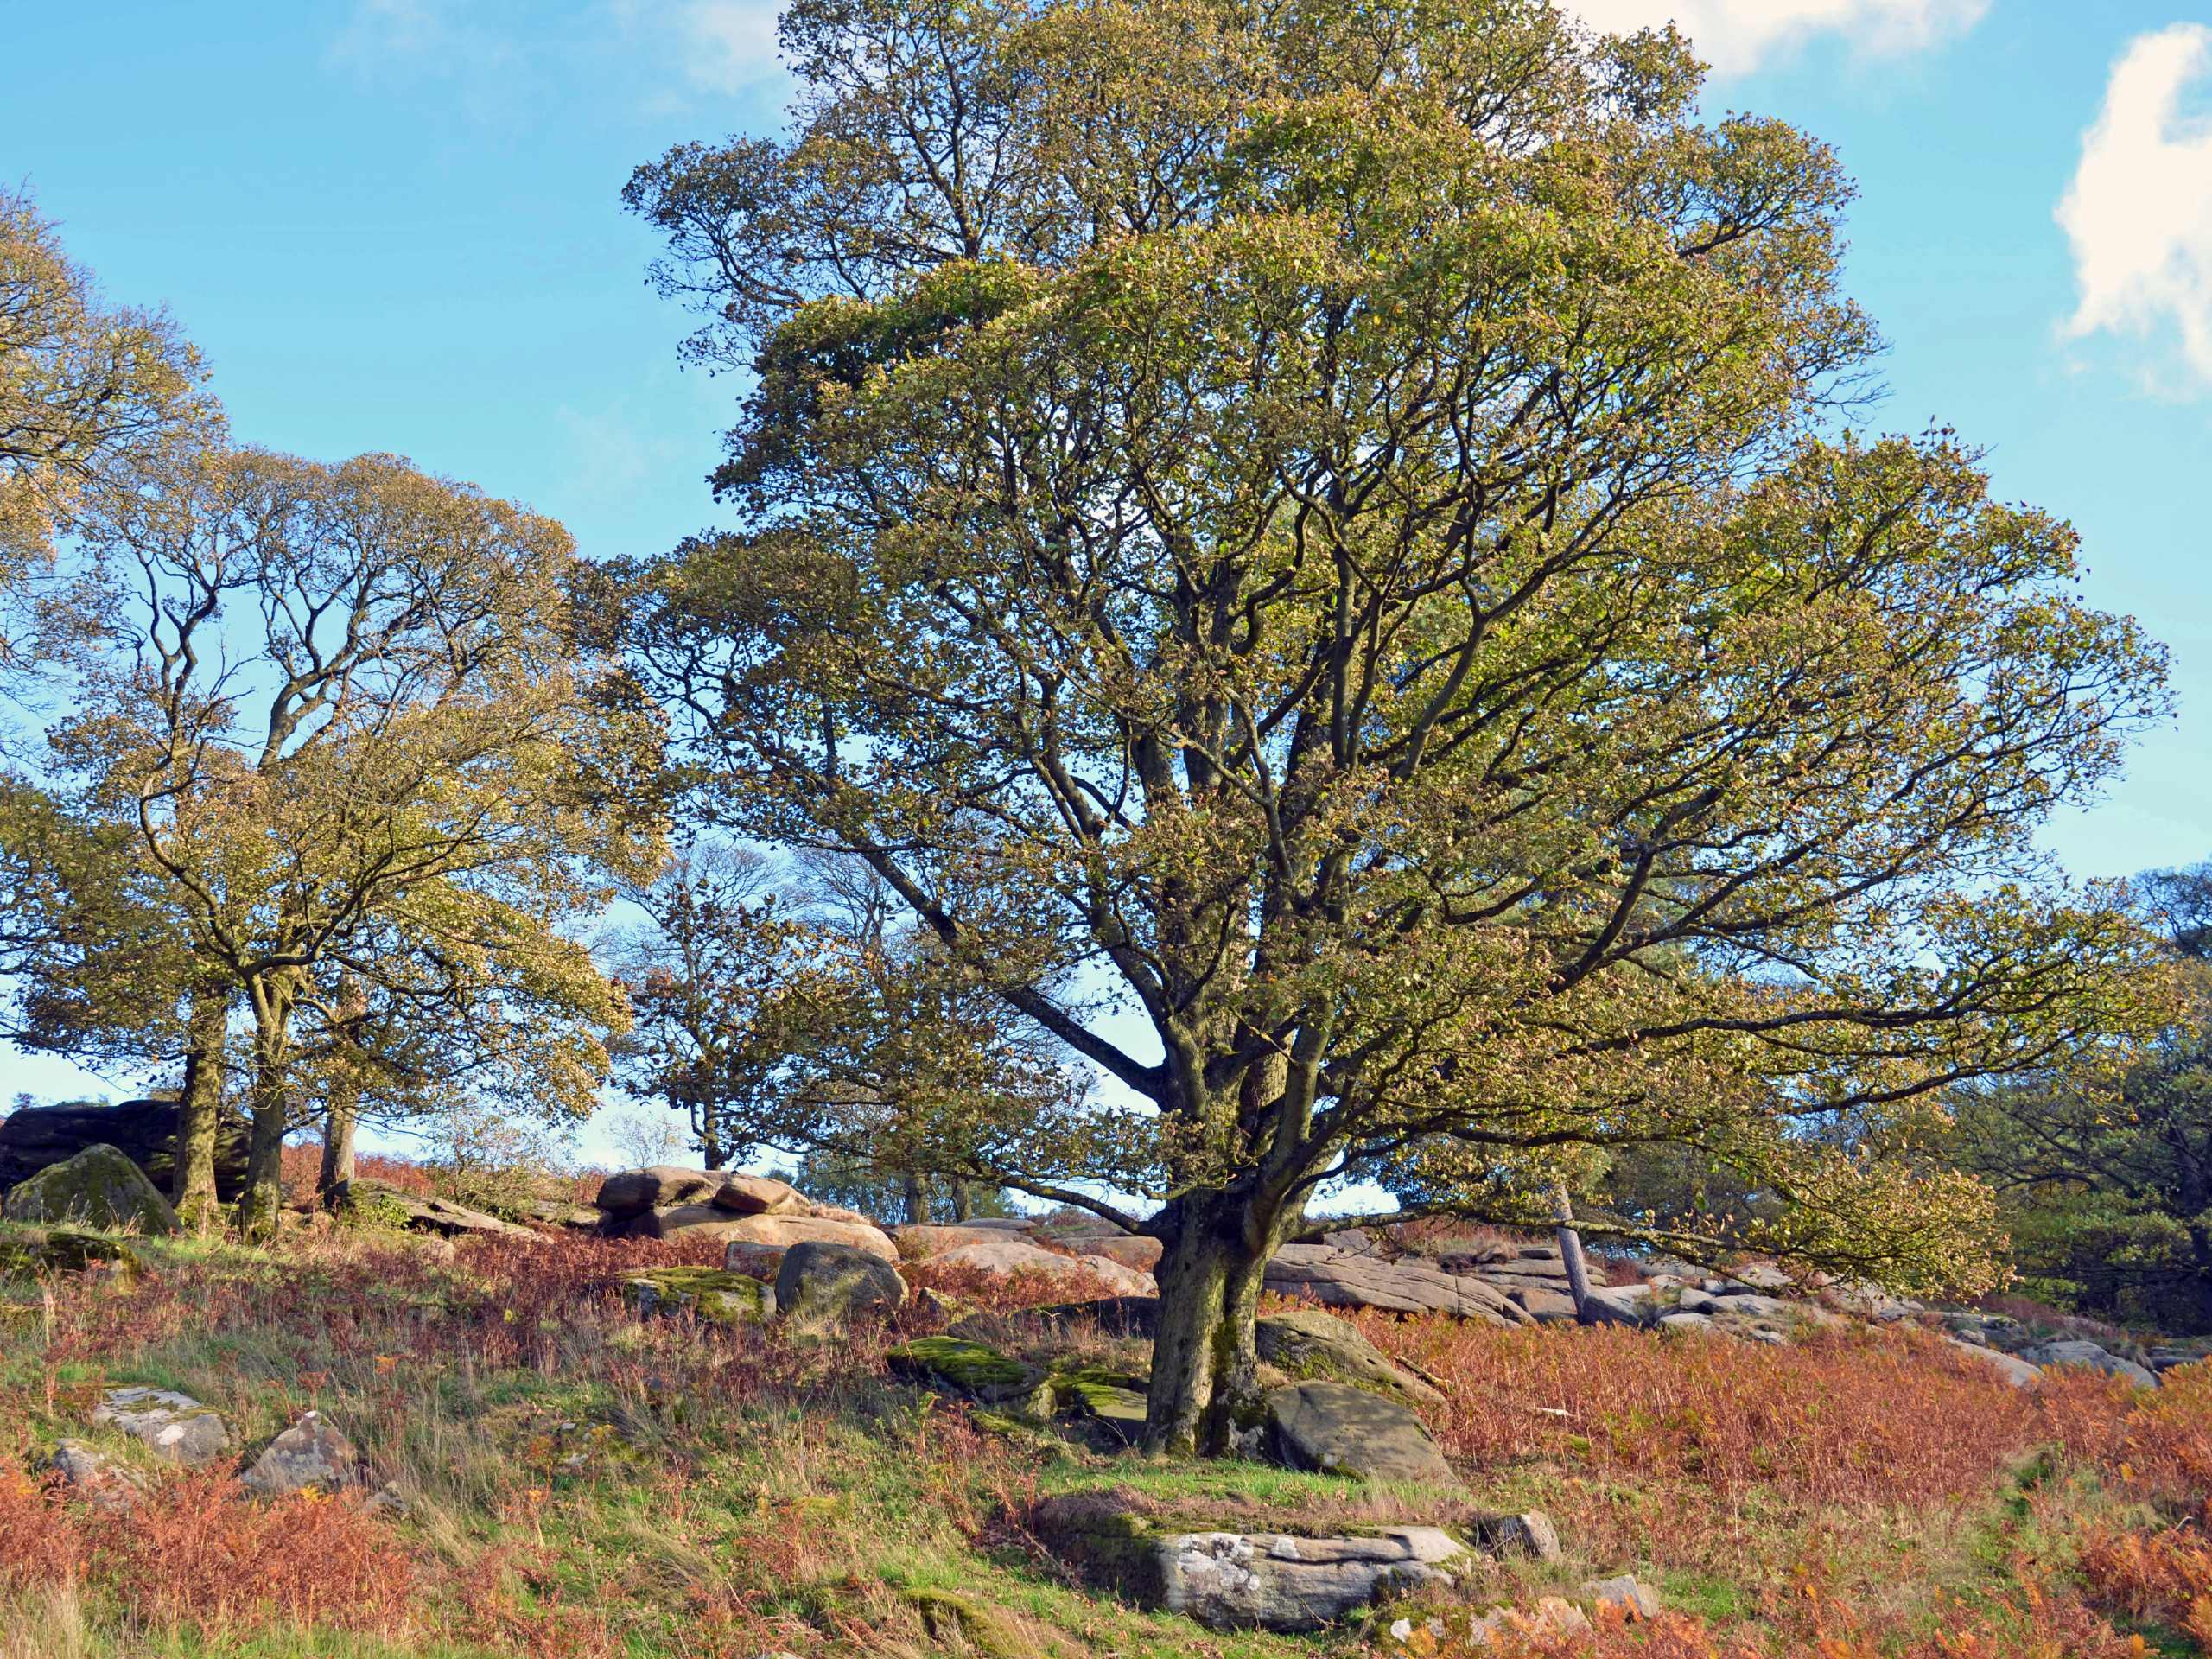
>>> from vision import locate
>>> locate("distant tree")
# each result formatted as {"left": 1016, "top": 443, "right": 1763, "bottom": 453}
{"left": 53, "top": 445, "right": 662, "bottom": 1236}
{"left": 1951, "top": 865, "right": 2212, "bottom": 1333}
{"left": 626, "top": 0, "right": 2171, "bottom": 1454}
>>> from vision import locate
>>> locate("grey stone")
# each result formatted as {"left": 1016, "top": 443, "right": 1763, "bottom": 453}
{"left": 1658, "top": 1312, "right": 1719, "bottom": 1336}
{"left": 1263, "top": 1380, "right": 1458, "bottom": 1485}
{"left": 1159, "top": 1527, "right": 1465, "bottom": 1631}
{"left": 91, "top": 1386, "right": 229, "bottom": 1465}
{"left": 1266, "top": 1244, "right": 1530, "bottom": 1324}
{"left": 1255, "top": 1308, "right": 1446, "bottom": 1411}
{"left": 774, "top": 1239, "right": 909, "bottom": 1330}
{"left": 348, "top": 1179, "right": 537, "bottom": 1240}
{"left": 1585, "top": 1574, "right": 1664, "bottom": 1620}
{"left": 1578, "top": 1286, "right": 1653, "bottom": 1328}
{"left": 1510, "top": 1287, "right": 1580, "bottom": 1324}
{"left": 3, "top": 1145, "right": 179, "bottom": 1236}
{"left": 2019, "top": 1339, "right": 2158, "bottom": 1389}
{"left": 1470, "top": 1510, "right": 1562, "bottom": 1562}
{"left": 241, "top": 1411, "right": 365, "bottom": 1496}
{"left": 48, "top": 1439, "right": 146, "bottom": 1506}
{"left": 0, "top": 1099, "right": 249, "bottom": 1200}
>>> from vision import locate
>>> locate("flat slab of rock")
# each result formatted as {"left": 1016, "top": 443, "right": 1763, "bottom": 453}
{"left": 698, "top": 1212, "right": 896, "bottom": 1260}
{"left": 776, "top": 1239, "right": 908, "bottom": 1329}
{"left": 1266, "top": 1245, "right": 1530, "bottom": 1325}
{"left": 925, "top": 1236, "right": 1156, "bottom": 1295}
{"left": 1031, "top": 1492, "right": 1465, "bottom": 1633}
{"left": 1264, "top": 1380, "right": 1459, "bottom": 1486}
{"left": 887, "top": 1336, "right": 1044, "bottom": 1403}
{"left": 92, "top": 1386, "right": 229, "bottom": 1465}
{"left": 242, "top": 1411, "right": 365, "bottom": 1496}
{"left": 350, "top": 1179, "right": 537, "bottom": 1240}
{"left": 3, "top": 1144, "right": 179, "bottom": 1236}
{"left": 1162, "top": 1527, "right": 1465, "bottom": 1631}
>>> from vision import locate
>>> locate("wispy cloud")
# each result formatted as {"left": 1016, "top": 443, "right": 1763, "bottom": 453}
{"left": 330, "top": 0, "right": 784, "bottom": 118}
{"left": 1571, "top": 0, "right": 1989, "bottom": 78}
{"left": 2058, "top": 24, "right": 2212, "bottom": 395}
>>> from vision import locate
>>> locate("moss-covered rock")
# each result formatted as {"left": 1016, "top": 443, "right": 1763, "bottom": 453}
{"left": 887, "top": 1336, "right": 1043, "bottom": 1402}
{"left": 624, "top": 1267, "right": 774, "bottom": 1324}
{"left": 1, "top": 1146, "right": 178, "bottom": 1236}
{"left": 1255, "top": 1308, "right": 1447, "bottom": 1411}
{"left": 0, "top": 1224, "right": 142, "bottom": 1278}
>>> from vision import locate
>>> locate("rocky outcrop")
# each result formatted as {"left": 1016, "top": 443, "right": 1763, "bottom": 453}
{"left": 1031, "top": 1491, "right": 1470, "bottom": 1632}
{"left": 0, "top": 1098, "right": 250, "bottom": 1200}
{"left": 596, "top": 1165, "right": 899, "bottom": 1260}
{"left": 91, "top": 1386, "right": 230, "bottom": 1465}
{"left": 1262, "top": 1380, "right": 1459, "bottom": 1486}
{"left": 1264, "top": 1244, "right": 1533, "bottom": 1325}
{"left": 775, "top": 1239, "right": 909, "bottom": 1330}
{"left": 3, "top": 1145, "right": 180, "bottom": 1236}
{"left": 899, "top": 1224, "right": 1160, "bottom": 1294}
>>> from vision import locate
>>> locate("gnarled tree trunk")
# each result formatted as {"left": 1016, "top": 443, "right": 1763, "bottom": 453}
{"left": 233, "top": 976, "right": 294, "bottom": 1241}
{"left": 1142, "top": 1193, "right": 1278, "bottom": 1457}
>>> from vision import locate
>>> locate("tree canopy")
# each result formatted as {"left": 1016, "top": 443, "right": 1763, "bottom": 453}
{"left": 627, "top": 0, "right": 2171, "bottom": 1452}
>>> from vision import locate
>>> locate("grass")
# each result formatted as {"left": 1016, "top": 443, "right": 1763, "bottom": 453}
{"left": 1, "top": 1219, "right": 2208, "bottom": 1657}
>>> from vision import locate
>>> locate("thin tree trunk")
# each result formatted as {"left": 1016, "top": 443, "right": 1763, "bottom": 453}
{"left": 904, "top": 1168, "right": 932, "bottom": 1226}
{"left": 950, "top": 1179, "right": 975, "bottom": 1223}
{"left": 1553, "top": 1181, "right": 1595, "bottom": 1319}
{"left": 318, "top": 1079, "right": 359, "bottom": 1209}
{"left": 1142, "top": 1197, "right": 1274, "bottom": 1456}
{"left": 317, "top": 972, "right": 367, "bottom": 1210}
{"left": 172, "top": 984, "right": 227, "bottom": 1231}
{"left": 233, "top": 986, "right": 291, "bottom": 1242}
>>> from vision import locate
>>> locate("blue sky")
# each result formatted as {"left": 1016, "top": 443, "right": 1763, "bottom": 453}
{"left": 6, "top": 1, "right": 2212, "bottom": 1154}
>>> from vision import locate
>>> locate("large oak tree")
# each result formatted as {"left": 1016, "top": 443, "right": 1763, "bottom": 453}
{"left": 626, "top": 0, "right": 2170, "bottom": 1452}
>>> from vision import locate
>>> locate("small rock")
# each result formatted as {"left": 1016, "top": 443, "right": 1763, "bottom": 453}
{"left": 91, "top": 1386, "right": 229, "bottom": 1465}
{"left": 1658, "top": 1312, "right": 1719, "bottom": 1336}
{"left": 1585, "top": 1574, "right": 1664, "bottom": 1620}
{"left": 625, "top": 1268, "right": 774, "bottom": 1324}
{"left": 1510, "top": 1287, "right": 1580, "bottom": 1324}
{"left": 241, "top": 1411, "right": 364, "bottom": 1496}
{"left": 1469, "top": 1510, "right": 1563, "bottom": 1563}
{"left": 1578, "top": 1286, "right": 1652, "bottom": 1328}
{"left": 48, "top": 1439, "right": 146, "bottom": 1506}
{"left": 886, "top": 1336, "right": 1043, "bottom": 1403}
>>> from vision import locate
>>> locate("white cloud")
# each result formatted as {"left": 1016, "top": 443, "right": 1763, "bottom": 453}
{"left": 2058, "top": 24, "right": 2212, "bottom": 393}
{"left": 1571, "top": 0, "right": 1988, "bottom": 78}
{"left": 674, "top": 1, "right": 782, "bottom": 96}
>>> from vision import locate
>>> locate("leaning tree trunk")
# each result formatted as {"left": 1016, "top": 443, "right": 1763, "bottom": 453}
{"left": 317, "top": 1077, "right": 359, "bottom": 1209}
{"left": 1142, "top": 1195, "right": 1276, "bottom": 1457}
{"left": 233, "top": 988, "right": 292, "bottom": 1242}
{"left": 316, "top": 974, "right": 367, "bottom": 1209}
{"left": 1552, "top": 1181, "right": 1595, "bottom": 1319}
{"left": 171, "top": 985, "right": 228, "bottom": 1231}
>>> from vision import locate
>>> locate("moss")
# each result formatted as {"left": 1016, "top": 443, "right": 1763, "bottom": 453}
{"left": 887, "top": 1335, "right": 1039, "bottom": 1399}
{"left": 0, "top": 1224, "right": 142, "bottom": 1278}
{"left": 624, "top": 1268, "right": 772, "bottom": 1325}
{"left": 1, "top": 1146, "right": 179, "bottom": 1236}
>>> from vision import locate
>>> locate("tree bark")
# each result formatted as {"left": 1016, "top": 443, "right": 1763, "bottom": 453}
{"left": 950, "top": 1178, "right": 975, "bottom": 1223}
{"left": 1142, "top": 1196, "right": 1274, "bottom": 1456}
{"left": 317, "top": 973, "right": 366, "bottom": 1209}
{"left": 1553, "top": 1181, "right": 1595, "bottom": 1319}
{"left": 318, "top": 1078, "right": 359, "bottom": 1209}
{"left": 172, "top": 985, "right": 227, "bottom": 1231}
{"left": 904, "top": 1168, "right": 932, "bottom": 1225}
{"left": 233, "top": 986, "right": 292, "bottom": 1241}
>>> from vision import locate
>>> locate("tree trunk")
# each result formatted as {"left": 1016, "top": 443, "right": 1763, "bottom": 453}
{"left": 1142, "top": 1197, "right": 1274, "bottom": 1456}
{"left": 172, "top": 985, "right": 227, "bottom": 1231}
{"left": 233, "top": 992, "right": 291, "bottom": 1242}
{"left": 1553, "top": 1181, "right": 1595, "bottom": 1319}
{"left": 950, "top": 1178, "right": 975, "bottom": 1223}
{"left": 317, "top": 972, "right": 365, "bottom": 1210}
{"left": 318, "top": 1079, "right": 359, "bottom": 1209}
{"left": 904, "top": 1168, "right": 932, "bottom": 1225}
